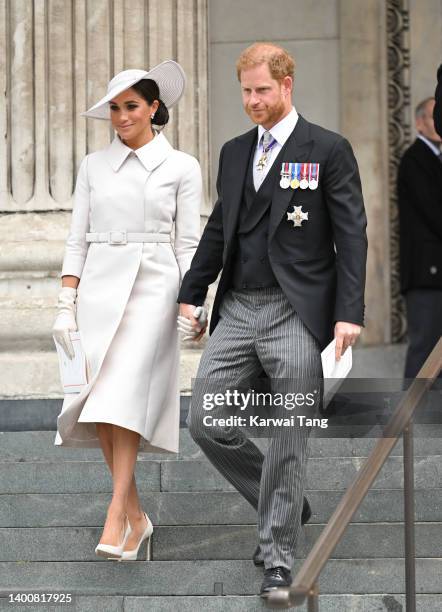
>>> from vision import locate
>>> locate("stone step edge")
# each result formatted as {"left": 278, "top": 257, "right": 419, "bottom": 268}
{"left": 1, "top": 455, "right": 440, "bottom": 463}
{"left": 1, "top": 487, "right": 440, "bottom": 495}
{"left": 0, "top": 521, "right": 441, "bottom": 528}
{"left": 1, "top": 557, "right": 441, "bottom": 562}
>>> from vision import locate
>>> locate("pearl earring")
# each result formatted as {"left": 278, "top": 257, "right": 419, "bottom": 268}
{"left": 151, "top": 113, "right": 155, "bottom": 120}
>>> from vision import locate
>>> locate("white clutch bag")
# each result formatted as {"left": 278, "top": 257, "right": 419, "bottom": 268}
{"left": 53, "top": 331, "right": 88, "bottom": 394}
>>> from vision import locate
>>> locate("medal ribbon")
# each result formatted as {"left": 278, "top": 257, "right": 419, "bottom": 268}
{"left": 257, "top": 134, "right": 277, "bottom": 170}
{"left": 263, "top": 137, "right": 277, "bottom": 155}
{"left": 310, "top": 163, "right": 319, "bottom": 181}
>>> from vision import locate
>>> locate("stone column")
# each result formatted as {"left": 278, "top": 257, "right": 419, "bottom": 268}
{"left": 0, "top": 0, "right": 209, "bottom": 398}
{"left": 339, "top": 0, "right": 390, "bottom": 345}
{"left": 409, "top": 0, "right": 442, "bottom": 118}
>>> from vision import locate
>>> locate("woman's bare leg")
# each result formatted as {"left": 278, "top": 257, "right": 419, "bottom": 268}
{"left": 96, "top": 424, "right": 145, "bottom": 546}
{"left": 96, "top": 423, "right": 144, "bottom": 522}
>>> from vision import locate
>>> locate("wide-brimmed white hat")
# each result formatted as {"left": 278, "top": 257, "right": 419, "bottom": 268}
{"left": 81, "top": 60, "right": 186, "bottom": 120}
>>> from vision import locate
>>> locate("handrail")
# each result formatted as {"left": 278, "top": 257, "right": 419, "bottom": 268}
{"left": 266, "top": 336, "right": 442, "bottom": 610}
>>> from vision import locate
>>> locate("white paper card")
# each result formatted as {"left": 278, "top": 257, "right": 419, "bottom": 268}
{"left": 53, "top": 331, "right": 87, "bottom": 394}
{"left": 321, "top": 339, "right": 353, "bottom": 407}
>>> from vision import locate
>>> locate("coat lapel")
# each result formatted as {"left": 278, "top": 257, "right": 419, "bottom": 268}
{"left": 268, "top": 115, "right": 314, "bottom": 240}
{"left": 222, "top": 128, "right": 257, "bottom": 242}
{"left": 106, "top": 132, "right": 173, "bottom": 173}
{"left": 135, "top": 132, "right": 173, "bottom": 171}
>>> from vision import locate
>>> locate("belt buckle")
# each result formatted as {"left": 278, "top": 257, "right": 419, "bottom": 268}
{"left": 109, "top": 230, "right": 127, "bottom": 245}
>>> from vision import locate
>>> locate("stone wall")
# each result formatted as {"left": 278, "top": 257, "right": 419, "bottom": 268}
{"left": 1, "top": 0, "right": 441, "bottom": 398}
{"left": 0, "top": 0, "right": 209, "bottom": 398}
{"left": 208, "top": 0, "right": 390, "bottom": 346}
{"left": 208, "top": 0, "right": 340, "bottom": 200}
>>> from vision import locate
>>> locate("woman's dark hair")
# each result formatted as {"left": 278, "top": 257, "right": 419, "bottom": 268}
{"left": 131, "top": 78, "right": 169, "bottom": 126}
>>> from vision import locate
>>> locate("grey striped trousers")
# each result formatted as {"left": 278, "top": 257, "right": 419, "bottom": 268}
{"left": 188, "top": 287, "right": 323, "bottom": 569}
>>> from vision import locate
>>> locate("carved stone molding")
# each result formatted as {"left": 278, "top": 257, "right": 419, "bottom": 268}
{"left": 0, "top": 0, "right": 209, "bottom": 213}
{"left": 387, "top": 0, "right": 411, "bottom": 342}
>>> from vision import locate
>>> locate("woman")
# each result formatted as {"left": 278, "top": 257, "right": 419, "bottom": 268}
{"left": 52, "top": 61, "right": 202, "bottom": 561}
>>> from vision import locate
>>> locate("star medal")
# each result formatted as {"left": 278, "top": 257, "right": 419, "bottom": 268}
{"left": 287, "top": 205, "right": 309, "bottom": 228}
{"left": 299, "top": 163, "right": 309, "bottom": 189}
{"left": 309, "top": 163, "right": 319, "bottom": 190}
{"left": 290, "top": 162, "right": 300, "bottom": 189}
{"left": 280, "top": 162, "right": 291, "bottom": 189}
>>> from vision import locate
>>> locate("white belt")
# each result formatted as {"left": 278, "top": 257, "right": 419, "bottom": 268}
{"left": 86, "top": 231, "right": 171, "bottom": 245}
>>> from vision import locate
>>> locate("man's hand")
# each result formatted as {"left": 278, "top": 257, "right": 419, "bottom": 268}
{"left": 178, "top": 304, "right": 208, "bottom": 342}
{"left": 334, "top": 321, "right": 361, "bottom": 361}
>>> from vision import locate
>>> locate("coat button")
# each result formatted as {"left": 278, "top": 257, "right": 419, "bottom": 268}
{"left": 243, "top": 283, "right": 248, "bottom": 288}
{"left": 260, "top": 257, "right": 266, "bottom": 263}
{"left": 242, "top": 257, "right": 248, "bottom": 263}
{"left": 430, "top": 266, "right": 438, "bottom": 275}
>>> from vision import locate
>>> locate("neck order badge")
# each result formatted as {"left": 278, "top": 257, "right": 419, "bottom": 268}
{"left": 256, "top": 131, "right": 277, "bottom": 171}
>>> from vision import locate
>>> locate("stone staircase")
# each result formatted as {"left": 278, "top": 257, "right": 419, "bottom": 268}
{"left": 0, "top": 426, "right": 441, "bottom": 611}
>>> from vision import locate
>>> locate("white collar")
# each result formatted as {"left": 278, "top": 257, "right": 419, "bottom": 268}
{"left": 106, "top": 131, "right": 173, "bottom": 172}
{"left": 417, "top": 134, "right": 441, "bottom": 156}
{"left": 257, "top": 106, "right": 299, "bottom": 147}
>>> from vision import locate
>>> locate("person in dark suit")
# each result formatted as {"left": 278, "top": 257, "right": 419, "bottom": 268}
{"left": 398, "top": 96, "right": 442, "bottom": 379}
{"left": 178, "top": 42, "right": 367, "bottom": 596}
{"left": 434, "top": 64, "right": 442, "bottom": 138}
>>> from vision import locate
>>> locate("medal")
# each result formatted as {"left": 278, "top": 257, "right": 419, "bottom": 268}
{"left": 287, "top": 205, "right": 309, "bottom": 228}
{"left": 280, "top": 162, "right": 291, "bottom": 189}
{"left": 299, "top": 163, "right": 309, "bottom": 189}
{"left": 290, "top": 163, "right": 300, "bottom": 189}
{"left": 309, "top": 163, "right": 319, "bottom": 190}
{"left": 256, "top": 133, "right": 277, "bottom": 171}
{"left": 280, "top": 176, "right": 291, "bottom": 189}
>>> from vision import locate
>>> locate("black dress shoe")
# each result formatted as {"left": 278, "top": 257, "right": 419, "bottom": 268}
{"left": 301, "top": 496, "right": 312, "bottom": 525}
{"left": 260, "top": 566, "right": 292, "bottom": 596}
{"left": 253, "top": 497, "right": 311, "bottom": 567}
{"left": 253, "top": 545, "right": 264, "bottom": 566}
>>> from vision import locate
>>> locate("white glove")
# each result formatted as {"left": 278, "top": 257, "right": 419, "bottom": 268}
{"left": 177, "top": 306, "right": 208, "bottom": 341}
{"left": 52, "top": 287, "right": 78, "bottom": 359}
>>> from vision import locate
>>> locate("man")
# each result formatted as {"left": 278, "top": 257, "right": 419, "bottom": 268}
{"left": 398, "top": 97, "right": 442, "bottom": 379}
{"left": 178, "top": 42, "right": 367, "bottom": 596}
{"left": 434, "top": 64, "right": 442, "bottom": 138}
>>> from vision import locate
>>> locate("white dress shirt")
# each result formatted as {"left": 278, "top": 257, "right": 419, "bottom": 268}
{"left": 253, "top": 106, "right": 299, "bottom": 191}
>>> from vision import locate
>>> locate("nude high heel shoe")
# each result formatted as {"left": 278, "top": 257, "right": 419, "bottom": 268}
{"left": 95, "top": 515, "right": 131, "bottom": 559}
{"left": 119, "top": 512, "right": 153, "bottom": 561}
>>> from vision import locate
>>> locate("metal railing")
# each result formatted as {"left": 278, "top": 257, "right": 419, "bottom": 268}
{"left": 266, "top": 336, "right": 442, "bottom": 611}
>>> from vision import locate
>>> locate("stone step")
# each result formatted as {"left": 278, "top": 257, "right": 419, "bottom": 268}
{"left": 161, "top": 455, "right": 442, "bottom": 492}
{"left": 0, "top": 594, "right": 441, "bottom": 612}
{"left": 0, "top": 489, "right": 441, "bottom": 528}
{"left": 0, "top": 461, "right": 160, "bottom": 494}
{"left": 0, "top": 559, "right": 441, "bottom": 595}
{"left": 1, "top": 429, "right": 442, "bottom": 461}
{"left": 0, "top": 523, "right": 441, "bottom": 562}
{"left": 1, "top": 455, "right": 441, "bottom": 494}
{"left": 0, "top": 398, "right": 191, "bottom": 430}
{"left": 0, "top": 345, "right": 201, "bottom": 402}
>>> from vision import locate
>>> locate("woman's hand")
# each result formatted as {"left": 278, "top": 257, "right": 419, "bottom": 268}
{"left": 52, "top": 287, "right": 78, "bottom": 359}
{"left": 177, "top": 304, "right": 208, "bottom": 341}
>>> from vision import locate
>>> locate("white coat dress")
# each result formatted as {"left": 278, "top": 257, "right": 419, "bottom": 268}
{"left": 54, "top": 131, "right": 202, "bottom": 453}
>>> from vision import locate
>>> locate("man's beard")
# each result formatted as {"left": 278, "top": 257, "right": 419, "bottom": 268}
{"left": 246, "top": 98, "right": 286, "bottom": 125}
